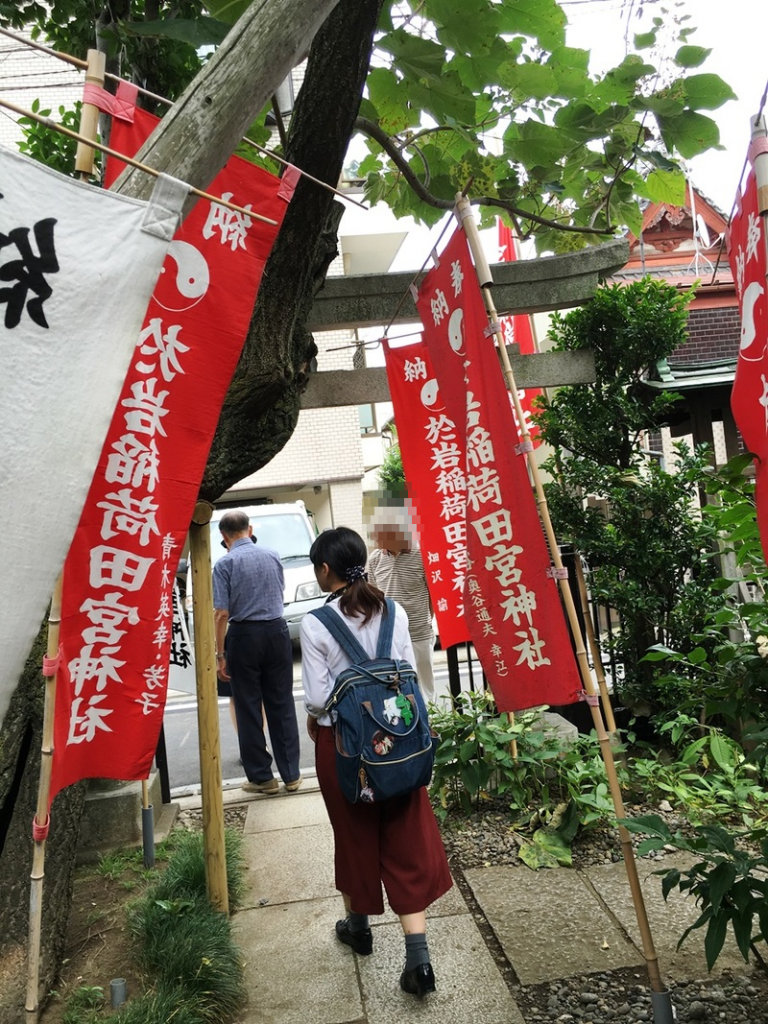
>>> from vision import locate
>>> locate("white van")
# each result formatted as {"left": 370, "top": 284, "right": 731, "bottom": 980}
{"left": 186, "top": 501, "right": 325, "bottom": 642}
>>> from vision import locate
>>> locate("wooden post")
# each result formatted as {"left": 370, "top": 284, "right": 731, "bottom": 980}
{"left": 573, "top": 554, "right": 619, "bottom": 738}
{"left": 25, "top": 575, "right": 63, "bottom": 1021}
{"left": 456, "top": 195, "right": 671, "bottom": 1008}
{"left": 75, "top": 48, "right": 106, "bottom": 180}
{"left": 188, "top": 501, "right": 229, "bottom": 914}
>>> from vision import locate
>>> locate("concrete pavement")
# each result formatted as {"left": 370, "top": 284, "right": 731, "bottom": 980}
{"left": 182, "top": 781, "right": 757, "bottom": 1024}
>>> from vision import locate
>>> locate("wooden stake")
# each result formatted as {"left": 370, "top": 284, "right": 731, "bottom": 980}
{"left": 455, "top": 194, "right": 668, "bottom": 999}
{"left": 573, "top": 554, "right": 619, "bottom": 738}
{"left": 188, "top": 501, "right": 229, "bottom": 914}
{"left": 25, "top": 575, "right": 63, "bottom": 1022}
{"left": 75, "top": 49, "right": 105, "bottom": 180}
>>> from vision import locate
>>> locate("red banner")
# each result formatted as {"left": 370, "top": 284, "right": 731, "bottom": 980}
{"left": 497, "top": 221, "right": 541, "bottom": 443}
{"left": 729, "top": 168, "right": 768, "bottom": 559}
{"left": 416, "top": 228, "right": 580, "bottom": 712}
{"left": 50, "top": 108, "right": 293, "bottom": 801}
{"left": 382, "top": 340, "right": 471, "bottom": 648}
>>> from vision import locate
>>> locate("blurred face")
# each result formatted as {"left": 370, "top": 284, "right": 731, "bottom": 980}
{"left": 374, "top": 525, "right": 410, "bottom": 552}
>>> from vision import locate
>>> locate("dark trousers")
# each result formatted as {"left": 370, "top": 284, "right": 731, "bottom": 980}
{"left": 226, "top": 618, "right": 300, "bottom": 784}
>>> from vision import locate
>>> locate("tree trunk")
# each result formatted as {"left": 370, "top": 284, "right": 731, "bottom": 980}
{"left": 202, "top": 0, "right": 386, "bottom": 498}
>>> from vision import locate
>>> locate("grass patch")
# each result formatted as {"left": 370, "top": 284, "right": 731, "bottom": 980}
{"left": 56, "top": 828, "right": 246, "bottom": 1024}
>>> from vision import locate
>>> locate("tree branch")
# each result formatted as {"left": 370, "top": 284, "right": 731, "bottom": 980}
{"left": 356, "top": 116, "right": 619, "bottom": 237}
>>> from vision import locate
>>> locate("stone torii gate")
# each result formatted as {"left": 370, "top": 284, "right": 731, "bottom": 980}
{"left": 301, "top": 238, "right": 629, "bottom": 408}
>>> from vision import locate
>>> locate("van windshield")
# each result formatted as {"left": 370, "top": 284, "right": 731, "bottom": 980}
{"left": 210, "top": 513, "right": 312, "bottom": 565}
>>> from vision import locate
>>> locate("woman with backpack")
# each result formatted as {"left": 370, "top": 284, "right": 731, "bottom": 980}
{"left": 300, "top": 526, "right": 452, "bottom": 998}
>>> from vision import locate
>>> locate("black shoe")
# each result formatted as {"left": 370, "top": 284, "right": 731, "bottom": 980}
{"left": 335, "top": 918, "right": 373, "bottom": 956}
{"left": 400, "top": 962, "right": 436, "bottom": 997}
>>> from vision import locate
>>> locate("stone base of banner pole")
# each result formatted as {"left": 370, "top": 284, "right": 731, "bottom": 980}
{"left": 189, "top": 501, "right": 229, "bottom": 914}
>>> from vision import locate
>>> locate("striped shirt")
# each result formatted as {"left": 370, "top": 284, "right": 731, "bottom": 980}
{"left": 367, "top": 548, "right": 433, "bottom": 643}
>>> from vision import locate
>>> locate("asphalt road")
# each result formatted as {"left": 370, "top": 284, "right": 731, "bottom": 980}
{"left": 162, "top": 649, "right": 460, "bottom": 797}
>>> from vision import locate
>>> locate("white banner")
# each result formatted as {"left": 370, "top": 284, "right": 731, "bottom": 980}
{"left": 0, "top": 145, "right": 188, "bottom": 725}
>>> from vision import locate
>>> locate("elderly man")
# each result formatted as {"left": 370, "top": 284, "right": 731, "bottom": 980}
{"left": 368, "top": 506, "right": 436, "bottom": 704}
{"left": 213, "top": 509, "right": 302, "bottom": 795}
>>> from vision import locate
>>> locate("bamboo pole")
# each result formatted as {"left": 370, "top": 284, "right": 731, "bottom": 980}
{"left": 455, "top": 195, "right": 672, "bottom": 1014}
{"left": 573, "top": 554, "right": 619, "bottom": 738}
{"left": 25, "top": 575, "right": 63, "bottom": 1022}
{"left": 75, "top": 49, "right": 105, "bottom": 180}
{"left": 188, "top": 501, "right": 229, "bottom": 914}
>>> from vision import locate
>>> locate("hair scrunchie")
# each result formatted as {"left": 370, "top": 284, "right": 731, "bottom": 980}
{"left": 345, "top": 565, "right": 368, "bottom": 583}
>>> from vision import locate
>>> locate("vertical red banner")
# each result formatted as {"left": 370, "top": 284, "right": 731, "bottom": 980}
{"left": 51, "top": 109, "right": 294, "bottom": 801}
{"left": 497, "top": 221, "right": 541, "bottom": 443}
{"left": 416, "top": 228, "right": 580, "bottom": 712}
{"left": 729, "top": 168, "right": 768, "bottom": 559}
{"left": 382, "top": 341, "right": 470, "bottom": 648}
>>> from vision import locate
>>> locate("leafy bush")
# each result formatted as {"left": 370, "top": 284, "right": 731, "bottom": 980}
{"left": 621, "top": 815, "right": 768, "bottom": 971}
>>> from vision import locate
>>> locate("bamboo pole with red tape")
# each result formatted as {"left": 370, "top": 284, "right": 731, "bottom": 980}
{"left": 25, "top": 575, "right": 63, "bottom": 1021}
{"left": 455, "top": 193, "right": 674, "bottom": 1024}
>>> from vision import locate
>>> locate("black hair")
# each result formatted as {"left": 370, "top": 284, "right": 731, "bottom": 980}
{"left": 309, "top": 526, "right": 386, "bottom": 624}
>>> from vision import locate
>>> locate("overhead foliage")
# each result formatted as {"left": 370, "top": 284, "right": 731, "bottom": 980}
{"left": 1, "top": 0, "right": 735, "bottom": 250}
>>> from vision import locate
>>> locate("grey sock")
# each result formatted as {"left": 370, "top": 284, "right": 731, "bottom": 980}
{"left": 348, "top": 910, "right": 369, "bottom": 934}
{"left": 404, "top": 932, "right": 429, "bottom": 969}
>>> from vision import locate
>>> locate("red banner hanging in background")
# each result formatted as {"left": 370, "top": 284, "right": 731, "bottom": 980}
{"left": 729, "top": 167, "right": 768, "bottom": 560}
{"left": 497, "top": 221, "right": 541, "bottom": 443}
{"left": 382, "top": 340, "right": 471, "bottom": 648}
{"left": 416, "top": 228, "right": 580, "bottom": 712}
{"left": 51, "top": 104, "right": 295, "bottom": 802}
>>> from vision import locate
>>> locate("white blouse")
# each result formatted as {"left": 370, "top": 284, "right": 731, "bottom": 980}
{"left": 301, "top": 601, "right": 415, "bottom": 727}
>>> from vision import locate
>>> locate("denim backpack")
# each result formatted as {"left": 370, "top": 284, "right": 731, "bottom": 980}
{"left": 310, "top": 599, "right": 435, "bottom": 804}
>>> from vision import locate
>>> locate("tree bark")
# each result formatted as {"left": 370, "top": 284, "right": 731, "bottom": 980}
{"left": 200, "top": 0, "right": 385, "bottom": 499}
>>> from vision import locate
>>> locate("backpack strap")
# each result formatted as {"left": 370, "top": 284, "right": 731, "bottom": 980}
{"left": 309, "top": 605, "right": 370, "bottom": 665}
{"left": 375, "top": 598, "right": 396, "bottom": 660}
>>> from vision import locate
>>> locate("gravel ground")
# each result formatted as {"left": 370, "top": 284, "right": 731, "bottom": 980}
{"left": 440, "top": 800, "right": 768, "bottom": 1024}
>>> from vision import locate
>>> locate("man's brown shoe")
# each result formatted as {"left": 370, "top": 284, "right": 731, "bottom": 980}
{"left": 284, "top": 777, "right": 303, "bottom": 793}
{"left": 243, "top": 778, "right": 279, "bottom": 795}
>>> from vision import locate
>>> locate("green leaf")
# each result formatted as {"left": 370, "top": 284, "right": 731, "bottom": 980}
{"left": 638, "top": 169, "right": 686, "bottom": 206}
{"left": 513, "top": 62, "right": 558, "bottom": 101}
{"left": 124, "top": 17, "right": 230, "bottom": 47}
{"left": 707, "top": 861, "right": 737, "bottom": 911}
{"left": 204, "top": 0, "right": 252, "bottom": 23}
{"left": 704, "top": 909, "right": 729, "bottom": 971}
{"left": 519, "top": 840, "right": 560, "bottom": 870}
{"left": 618, "top": 815, "right": 673, "bottom": 841}
{"left": 533, "top": 827, "right": 573, "bottom": 866}
{"left": 732, "top": 907, "right": 754, "bottom": 961}
{"left": 683, "top": 74, "right": 738, "bottom": 111}
{"left": 496, "top": 0, "right": 567, "bottom": 51}
{"left": 634, "top": 31, "right": 657, "bottom": 50}
{"left": 709, "top": 732, "right": 735, "bottom": 771}
{"left": 658, "top": 110, "right": 721, "bottom": 159}
{"left": 687, "top": 647, "right": 708, "bottom": 665}
{"left": 459, "top": 739, "right": 478, "bottom": 762}
{"left": 661, "top": 868, "right": 681, "bottom": 901}
{"left": 674, "top": 45, "right": 712, "bottom": 68}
